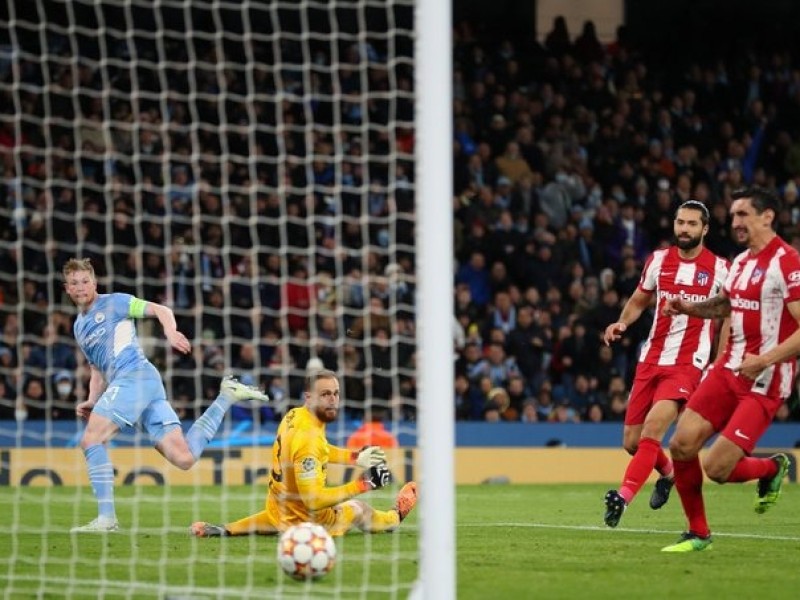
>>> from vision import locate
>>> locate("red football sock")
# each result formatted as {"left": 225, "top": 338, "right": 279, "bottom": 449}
{"left": 654, "top": 447, "right": 673, "bottom": 477}
{"left": 672, "top": 457, "right": 710, "bottom": 537}
{"left": 619, "top": 437, "right": 662, "bottom": 504}
{"left": 726, "top": 456, "right": 778, "bottom": 483}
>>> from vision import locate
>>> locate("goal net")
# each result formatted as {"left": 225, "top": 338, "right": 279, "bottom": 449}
{"left": 0, "top": 0, "right": 453, "bottom": 597}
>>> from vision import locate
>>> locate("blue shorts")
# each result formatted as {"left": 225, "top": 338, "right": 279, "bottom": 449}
{"left": 92, "top": 366, "right": 181, "bottom": 444}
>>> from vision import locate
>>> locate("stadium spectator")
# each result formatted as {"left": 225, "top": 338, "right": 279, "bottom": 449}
{"left": 584, "top": 402, "right": 606, "bottom": 423}
{"left": 18, "top": 377, "right": 47, "bottom": 420}
{"left": 520, "top": 400, "right": 538, "bottom": 423}
{"left": 549, "top": 399, "right": 580, "bottom": 423}
{"left": 566, "top": 373, "right": 599, "bottom": 413}
{"left": 25, "top": 322, "right": 78, "bottom": 373}
{"left": 346, "top": 407, "right": 399, "bottom": 449}
{"left": 51, "top": 370, "right": 77, "bottom": 420}
{"left": 534, "top": 381, "right": 556, "bottom": 421}
{"left": 544, "top": 16, "right": 572, "bottom": 58}
{"left": 506, "top": 304, "right": 551, "bottom": 393}
{"left": 573, "top": 20, "right": 605, "bottom": 65}
{"left": 454, "top": 373, "right": 480, "bottom": 421}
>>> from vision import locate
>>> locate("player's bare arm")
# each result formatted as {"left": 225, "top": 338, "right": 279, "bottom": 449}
{"left": 604, "top": 288, "right": 652, "bottom": 346}
{"left": 76, "top": 365, "right": 106, "bottom": 419}
{"left": 737, "top": 299, "right": 800, "bottom": 379}
{"left": 146, "top": 302, "right": 192, "bottom": 354}
{"left": 712, "top": 317, "right": 731, "bottom": 363}
{"left": 663, "top": 292, "right": 731, "bottom": 319}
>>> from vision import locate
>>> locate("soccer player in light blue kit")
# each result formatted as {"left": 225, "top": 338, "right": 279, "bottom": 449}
{"left": 63, "top": 258, "right": 269, "bottom": 532}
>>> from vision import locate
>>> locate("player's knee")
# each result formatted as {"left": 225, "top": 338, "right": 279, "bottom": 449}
{"left": 667, "top": 437, "right": 692, "bottom": 461}
{"left": 350, "top": 500, "right": 367, "bottom": 521}
{"left": 622, "top": 433, "right": 638, "bottom": 455}
{"left": 343, "top": 500, "right": 368, "bottom": 528}
{"left": 171, "top": 452, "right": 196, "bottom": 470}
{"left": 701, "top": 456, "right": 732, "bottom": 484}
{"left": 623, "top": 442, "right": 638, "bottom": 456}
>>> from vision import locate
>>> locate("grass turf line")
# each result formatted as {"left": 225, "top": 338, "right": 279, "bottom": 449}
{"left": 1, "top": 484, "right": 798, "bottom": 599}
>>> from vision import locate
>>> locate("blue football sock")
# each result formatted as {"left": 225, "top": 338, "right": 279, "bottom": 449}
{"left": 84, "top": 444, "right": 116, "bottom": 520}
{"left": 186, "top": 393, "right": 231, "bottom": 460}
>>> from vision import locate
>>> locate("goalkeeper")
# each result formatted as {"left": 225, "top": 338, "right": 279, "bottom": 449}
{"left": 191, "top": 369, "right": 417, "bottom": 537}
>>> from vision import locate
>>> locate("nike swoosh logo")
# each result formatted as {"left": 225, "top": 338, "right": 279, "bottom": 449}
{"left": 734, "top": 429, "right": 750, "bottom": 440}
{"left": 679, "top": 388, "right": 689, "bottom": 394}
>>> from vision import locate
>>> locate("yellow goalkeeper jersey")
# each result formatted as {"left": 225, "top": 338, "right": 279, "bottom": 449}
{"left": 266, "top": 406, "right": 362, "bottom": 524}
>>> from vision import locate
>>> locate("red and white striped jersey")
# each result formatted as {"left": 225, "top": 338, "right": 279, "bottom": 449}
{"left": 722, "top": 235, "right": 800, "bottom": 398}
{"left": 637, "top": 246, "right": 729, "bottom": 368}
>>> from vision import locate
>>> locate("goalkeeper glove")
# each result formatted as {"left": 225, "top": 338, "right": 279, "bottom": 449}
{"left": 355, "top": 445, "right": 387, "bottom": 469}
{"left": 362, "top": 464, "right": 393, "bottom": 490}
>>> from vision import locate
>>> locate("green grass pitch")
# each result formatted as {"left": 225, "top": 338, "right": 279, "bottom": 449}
{"left": 1, "top": 483, "right": 798, "bottom": 598}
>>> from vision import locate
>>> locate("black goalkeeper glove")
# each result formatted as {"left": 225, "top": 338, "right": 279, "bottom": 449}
{"left": 363, "top": 464, "right": 393, "bottom": 490}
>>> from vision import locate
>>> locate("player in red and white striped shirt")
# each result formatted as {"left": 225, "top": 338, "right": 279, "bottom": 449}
{"left": 603, "top": 200, "right": 729, "bottom": 528}
{"left": 660, "top": 186, "right": 798, "bottom": 552}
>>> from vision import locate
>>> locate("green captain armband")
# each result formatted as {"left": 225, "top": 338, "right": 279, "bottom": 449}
{"left": 129, "top": 297, "right": 148, "bottom": 319}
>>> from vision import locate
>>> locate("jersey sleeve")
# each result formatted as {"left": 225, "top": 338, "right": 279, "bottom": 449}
{"left": 713, "top": 257, "right": 730, "bottom": 295}
{"left": 637, "top": 252, "right": 658, "bottom": 294}
{"left": 329, "top": 444, "right": 357, "bottom": 465}
{"left": 780, "top": 251, "right": 800, "bottom": 302}
{"left": 292, "top": 432, "right": 364, "bottom": 511}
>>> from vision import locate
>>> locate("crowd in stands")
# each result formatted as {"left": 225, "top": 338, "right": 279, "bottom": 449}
{"left": 1, "top": 8, "right": 800, "bottom": 425}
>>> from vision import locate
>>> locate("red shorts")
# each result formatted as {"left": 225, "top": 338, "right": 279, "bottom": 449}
{"left": 686, "top": 365, "right": 783, "bottom": 454}
{"left": 624, "top": 362, "right": 702, "bottom": 426}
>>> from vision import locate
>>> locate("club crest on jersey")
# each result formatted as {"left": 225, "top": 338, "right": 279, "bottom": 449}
{"left": 696, "top": 271, "right": 709, "bottom": 286}
{"left": 750, "top": 268, "right": 764, "bottom": 285}
{"left": 94, "top": 313, "right": 105, "bottom": 324}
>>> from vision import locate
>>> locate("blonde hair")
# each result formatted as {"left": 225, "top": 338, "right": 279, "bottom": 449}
{"left": 62, "top": 258, "right": 96, "bottom": 280}
{"left": 305, "top": 368, "right": 337, "bottom": 392}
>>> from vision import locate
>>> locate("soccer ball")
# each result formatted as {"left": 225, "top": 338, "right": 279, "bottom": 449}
{"left": 277, "top": 522, "right": 337, "bottom": 580}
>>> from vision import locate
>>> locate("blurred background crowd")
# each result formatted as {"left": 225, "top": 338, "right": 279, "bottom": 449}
{"left": 1, "top": 2, "right": 800, "bottom": 425}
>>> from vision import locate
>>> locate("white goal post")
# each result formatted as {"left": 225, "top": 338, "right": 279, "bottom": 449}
{"left": 415, "top": 0, "right": 456, "bottom": 598}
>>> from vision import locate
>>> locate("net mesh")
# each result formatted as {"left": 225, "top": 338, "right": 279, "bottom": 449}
{"left": 0, "top": 0, "right": 418, "bottom": 597}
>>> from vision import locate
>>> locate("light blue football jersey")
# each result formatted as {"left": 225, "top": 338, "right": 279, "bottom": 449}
{"left": 73, "top": 293, "right": 151, "bottom": 381}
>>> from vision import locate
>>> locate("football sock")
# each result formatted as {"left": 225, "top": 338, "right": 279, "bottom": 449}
{"left": 84, "top": 444, "right": 116, "bottom": 520}
{"left": 327, "top": 502, "right": 401, "bottom": 536}
{"left": 186, "top": 393, "right": 231, "bottom": 460}
{"left": 725, "top": 456, "right": 778, "bottom": 483}
{"left": 673, "top": 457, "right": 710, "bottom": 537}
{"left": 654, "top": 447, "right": 673, "bottom": 477}
{"left": 619, "top": 437, "right": 662, "bottom": 504}
{"left": 366, "top": 508, "right": 401, "bottom": 533}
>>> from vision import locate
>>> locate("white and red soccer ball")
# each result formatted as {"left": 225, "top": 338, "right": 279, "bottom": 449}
{"left": 277, "top": 522, "right": 337, "bottom": 580}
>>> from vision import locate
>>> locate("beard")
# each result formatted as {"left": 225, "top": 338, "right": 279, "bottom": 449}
{"left": 675, "top": 233, "right": 702, "bottom": 250}
{"left": 314, "top": 405, "right": 338, "bottom": 423}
